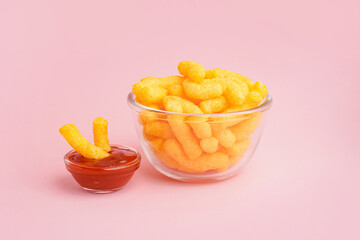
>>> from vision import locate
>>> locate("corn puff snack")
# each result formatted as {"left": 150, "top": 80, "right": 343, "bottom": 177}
{"left": 93, "top": 117, "right": 111, "bottom": 152}
{"left": 60, "top": 124, "right": 110, "bottom": 159}
{"left": 132, "top": 61, "right": 269, "bottom": 173}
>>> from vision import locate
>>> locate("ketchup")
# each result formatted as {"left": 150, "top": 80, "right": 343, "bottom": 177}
{"left": 65, "top": 146, "right": 141, "bottom": 193}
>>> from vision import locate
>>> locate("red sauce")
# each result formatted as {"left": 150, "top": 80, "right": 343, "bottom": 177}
{"left": 65, "top": 146, "right": 140, "bottom": 192}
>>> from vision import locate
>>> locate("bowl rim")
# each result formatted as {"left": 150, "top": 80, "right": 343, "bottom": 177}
{"left": 64, "top": 144, "right": 141, "bottom": 171}
{"left": 127, "top": 92, "right": 272, "bottom": 116}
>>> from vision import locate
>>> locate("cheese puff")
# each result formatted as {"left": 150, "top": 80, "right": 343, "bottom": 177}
{"left": 166, "top": 96, "right": 213, "bottom": 139}
{"left": 133, "top": 77, "right": 160, "bottom": 97}
{"left": 164, "top": 96, "right": 202, "bottom": 114}
{"left": 189, "top": 119, "right": 212, "bottom": 139}
{"left": 226, "top": 138, "right": 252, "bottom": 161}
{"left": 178, "top": 61, "right": 201, "bottom": 76}
{"left": 163, "top": 96, "right": 211, "bottom": 138}
{"left": 167, "top": 84, "right": 184, "bottom": 97}
{"left": 136, "top": 97, "right": 163, "bottom": 110}
{"left": 253, "top": 81, "right": 268, "bottom": 98}
{"left": 167, "top": 118, "right": 202, "bottom": 160}
{"left": 237, "top": 75, "right": 255, "bottom": 90}
{"left": 205, "top": 68, "right": 222, "bottom": 79}
{"left": 191, "top": 152, "right": 229, "bottom": 172}
{"left": 155, "top": 151, "right": 178, "bottom": 169}
{"left": 182, "top": 78, "right": 223, "bottom": 100}
{"left": 59, "top": 124, "right": 110, "bottom": 159}
{"left": 224, "top": 80, "right": 248, "bottom": 106}
{"left": 93, "top": 117, "right": 111, "bottom": 152}
{"left": 210, "top": 115, "right": 246, "bottom": 133}
{"left": 138, "top": 86, "right": 167, "bottom": 103}
{"left": 231, "top": 113, "right": 262, "bottom": 141}
{"left": 212, "top": 128, "right": 236, "bottom": 148}
{"left": 163, "top": 139, "right": 229, "bottom": 172}
{"left": 188, "top": 66, "right": 206, "bottom": 82}
{"left": 205, "top": 77, "right": 248, "bottom": 105}
{"left": 155, "top": 149, "right": 200, "bottom": 173}
{"left": 134, "top": 76, "right": 183, "bottom": 104}
{"left": 199, "top": 96, "right": 228, "bottom": 114}
{"left": 200, "top": 137, "right": 219, "bottom": 153}
{"left": 148, "top": 137, "right": 164, "bottom": 152}
{"left": 163, "top": 138, "right": 189, "bottom": 164}
{"left": 160, "top": 76, "right": 184, "bottom": 86}
{"left": 163, "top": 97, "right": 183, "bottom": 113}
{"left": 246, "top": 90, "right": 263, "bottom": 105}
{"left": 145, "top": 121, "right": 174, "bottom": 139}
{"left": 139, "top": 76, "right": 183, "bottom": 88}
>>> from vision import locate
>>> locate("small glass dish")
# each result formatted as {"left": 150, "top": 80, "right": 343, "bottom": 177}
{"left": 64, "top": 144, "right": 141, "bottom": 193}
{"left": 127, "top": 92, "right": 272, "bottom": 182}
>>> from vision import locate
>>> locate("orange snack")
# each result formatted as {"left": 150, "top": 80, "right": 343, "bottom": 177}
{"left": 131, "top": 60, "right": 269, "bottom": 174}
{"left": 163, "top": 138, "right": 229, "bottom": 172}
{"left": 200, "top": 137, "right": 219, "bottom": 153}
{"left": 212, "top": 128, "right": 236, "bottom": 148}
{"left": 167, "top": 118, "right": 203, "bottom": 160}
{"left": 199, "top": 96, "right": 228, "bottom": 114}
{"left": 59, "top": 124, "right": 110, "bottom": 159}
{"left": 231, "top": 113, "right": 262, "bottom": 141}
{"left": 182, "top": 78, "right": 224, "bottom": 100}
{"left": 145, "top": 121, "right": 174, "bottom": 139}
{"left": 93, "top": 117, "right": 111, "bottom": 152}
{"left": 226, "top": 138, "right": 252, "bottom": 157}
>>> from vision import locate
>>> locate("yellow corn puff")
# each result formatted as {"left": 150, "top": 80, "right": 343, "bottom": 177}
{"left": 191, "top": 152, "right": 229, "bottom": 172}
{"left": 210, "top": 114, "right": 249, "bottom": 132}
{"left": 155, "top": 150, "right": 200, "bottom": 173}
{"left": 182, "top": 78, "right": 223, "bottom": 100}
{"left": 254, "top": 81, "right": 268, "bottom": 98}
{"left": 138, "top": 86, "right": 167, "bottom": 103}
{"left": 199, "top": 96, "right": 228, "bottom": 114}
{"left": 168, "top": 119, "right": 202, "bottom": 160}
{"left": 93, "top": 117, "right": 111, "bottom": 152}
{"left": 164, "top": 96, "right": 202, "bottom": 114}
{"left": 136, "top": 97, "right": 163, "bottom": 110}
{"left": 163, "top": 96, "right": 212, "bottom": 139}
{"left": 178, "top": 61, "right": 201, "bottom": 76}
{"left": 231, "top": 113, "right": 262, "bottom": 141}
{"left": 246, "top": 90, "right": 263, "bottom": 105}
{"left": 189, "top": 119, "right": 212, "bottom": 139}
{"left": 200, "top": 137, "right": 219, "bottom": 153}
{"left": 212, "top": 128, "right": 236, "bottom": 148}
{"left": 167, "top": 84, "right": 184, "bottom": 97}
{"left": 226, "top": 138, "right": 252, "bottom": 158}
{"left": 59, "top": 124, "right": 110, "bottom": 159}
{"left": 205, "top": 68, "right": 222, "bottom": 79}
{"left": 163, "top": 97, "right": 183, "bottom": 113}
{"left": 237, "top": 75, "right": 255, "bottom": 90}
{"left": 160, "top": 76, "right": 184, "bottom": 86}
{"left": 163, "top": 139, "right": 229, "bottom": 172}
{"left": 145, "top": 121, "right": 174, "bottom": 139}
{"left": 188, "top": 66, "right": 206, "bottom": 82}
{"left": 148, "top": 137, "right": 164, "bottom": 152}
{"left": 224, "top": 80, "right": 248, "bottom": 105}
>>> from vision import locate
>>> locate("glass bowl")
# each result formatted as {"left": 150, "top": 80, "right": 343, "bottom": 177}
{"left": 64, "top": 144, "right": 141, "bottom": 193}
{"left": 127, "top": 92, "right": 272, "bottom": 182}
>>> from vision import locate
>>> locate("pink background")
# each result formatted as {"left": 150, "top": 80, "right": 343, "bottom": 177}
{"left": 1, "top": 0, "right": 359, "bottom": 239}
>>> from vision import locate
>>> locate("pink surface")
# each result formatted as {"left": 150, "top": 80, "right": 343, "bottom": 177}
{"left": 1, "top": 0, "right": 360, "bottom": 239}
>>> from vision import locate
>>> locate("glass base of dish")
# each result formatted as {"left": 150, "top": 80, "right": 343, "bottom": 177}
{"left": 81, "top": 186, "right": 123, "bottom": 193}
{"left": 153, "top": 165, "right": 240, "bottom": 182}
